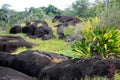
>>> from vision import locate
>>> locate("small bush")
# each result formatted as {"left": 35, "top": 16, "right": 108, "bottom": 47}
{"left": 71, "top": 17, "right": 120, "bottom": 58}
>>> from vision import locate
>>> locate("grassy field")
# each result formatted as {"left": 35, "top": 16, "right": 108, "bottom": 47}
{"left": 0, "top": 27, "right": 73, "bottom": 55}
{"left": 0, "top": 23, "right": 120, "bottom": 79}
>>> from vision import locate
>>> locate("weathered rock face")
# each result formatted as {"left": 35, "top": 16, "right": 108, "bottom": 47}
{"left": 38, "top": 58, "right": 83, "bottom": 80}
{"left": 0, "top": 49, "right": 118, "bottom": 80}
{"left": 90, "top": 60, "right": 115, "bottom": 79}
{"left": 0, "top": 49, "right": 69, "bottom": 78}
{"left": 0, "top": 36, "right": 32, "bottom": 52}
{"left": 111, "top": 56, "right": 120, "bottom": 73}
{"left": 38, "top": 57, "right": 115, "bottom": 80}
{"left": 52, "top": 16, "right": 80, "bottom": 41}
{"left": 0, "top": 66, "right": 37, "bottom": 80}
{"left": 34, "top": 25, "right": 55, "bottom": 40}
{"left": 10, "top": 50, "right": 68, "bottom": 77}
{"left": 11, "top": 50, "right": 53, "bottom": 77}
{"left": 22, "top": 20, "right": 55, "bottom": 40}
{"left": 55, "top": 23, "right": 76, "bottom": 41}
{"left": 52, "top": 15, "right": 82, "bottom": 26}
{"left": 0, "top": 52, "right": 15, "bottom": 67}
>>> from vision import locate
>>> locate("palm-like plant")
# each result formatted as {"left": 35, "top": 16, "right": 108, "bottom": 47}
{"left": 72, "top": 17, "right": 120, "bottom": 58}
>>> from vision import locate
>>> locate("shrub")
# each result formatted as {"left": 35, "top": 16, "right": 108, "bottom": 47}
{"left": 64, "top": 26, "right": 75, "bottom": 37}
{"left": 71, "top": 18, "right": 120, "bottom": 58}
{"left": 100, "top": 4, "right": 120, "bottom": 29}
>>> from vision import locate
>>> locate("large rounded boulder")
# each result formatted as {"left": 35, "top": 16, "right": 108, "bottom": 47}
{"left": 34, "top": 25, "right": 55, "bottom": 40}
{"left": 9, "top": 25, "right": 22, "bottom": 34}
{"left": 52, "top": 15, "right": 82, "bottom": 26}
{"left": 11, "top": 50, "right": 54, "bottom": 77}
{"left": 10, "top": 50, "right": 68, "bottom": 77}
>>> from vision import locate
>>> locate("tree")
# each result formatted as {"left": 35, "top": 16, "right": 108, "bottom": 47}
{"left": 2, "top": 4, "right": 11, "bottom": 11}
{"left": 42, "top": 4, "right": 62, "bottom": 16}
{"left": 71, "top": 0, "right": 90, "bottom": 18}
{"left": 105, "top": 0, "right": 110, "bottom": 9}
{"left": 62, "top": 8, "right": 74, "bottom": 16}
{"left": 99, "top": 0, "right": 120, "bottom": 29}
{"left": 89, "top": 0, "right": 105, "bottom": 17}
{"left": 1, "top": 4, "right": 12, "bottom": 26}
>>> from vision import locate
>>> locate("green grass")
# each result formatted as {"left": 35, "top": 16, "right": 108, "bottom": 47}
{"left": 114, "top": 73, "right": 120, "bottom": 80}
{"left": 58, "top": 50, "right": 81, "bottom": 58}
{"left": 0, "top": 24, "right": 73, "bottom": 57}
{"left": 1, "top": 25, "right": 120, "bottom": 79}
{"left": 12, "top": 37, "right": 70, "bottom": 54}
{"left": 1, "top": 33, "right": 71, "bottom": 54}
{"left": 26, "top": 38, "right": 71, "bottom": 53}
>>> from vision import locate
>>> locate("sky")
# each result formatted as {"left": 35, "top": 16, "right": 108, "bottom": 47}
{"left": 0, "top": 0, "right": 94, "bottom": 11}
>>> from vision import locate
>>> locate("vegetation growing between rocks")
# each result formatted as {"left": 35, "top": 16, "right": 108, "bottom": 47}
{"left": 1, "top": 0, "right": 120, "bottom": 79}
{"left": 71, "top": 18, "right": 120, "bottom": 58}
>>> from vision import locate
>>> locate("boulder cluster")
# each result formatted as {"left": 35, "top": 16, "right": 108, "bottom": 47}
{"left": 10, "top": 20, "right": 55, "bottom": 40}
{"left": 9, "top": 15, "right": 82, "bottom": 41}
{"left": 0, "top": 50, "right": 69, "bottom": 80}
{"left": 0, "top": 50, "right": 120, "bottom": 80}
{"left": 1, "top": 15, "right": 119, "bottom": 80}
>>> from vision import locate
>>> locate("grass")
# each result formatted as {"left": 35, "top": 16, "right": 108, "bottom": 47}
{"left": 58, "top": 50, "right": 81, "bottom": 58}
{"left": 114, "top": 73, "right": 120, "bottom": 80}
{"left": 0, "top": 23, "right": 75, "bottom": 57}
{"left": 0, "top": 31, "right": 71, "bottom": 54}
{"left": 26, "top": 37, "right": 71, "bottom": 53}
{"left": 1, "top": 22, "right": 120, "bottom": 79}
{"left": 8, "top": 34, "right": 71, "bottom": 54}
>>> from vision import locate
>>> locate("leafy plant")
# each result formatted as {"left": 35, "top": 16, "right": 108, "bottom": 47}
{"left": 71, "top": 17, "right": 120, "bottom": 58}
{"left": 58, "top": 50, "right": 81, "bottom": 58}
{"left": 64, "top": 26, "right": 74, "bottom": 37}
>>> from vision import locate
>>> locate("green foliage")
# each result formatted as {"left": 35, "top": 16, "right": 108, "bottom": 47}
{"left": 63, "top": 0, "right": 105, "bottom": 18}
{"left": 100, "top": 3, "right": 120, "bottom": 29}
{"left": 0, "top": 27, "right": 10, "bottom": 34}
{"left": 41, "top": 4, "right": 62, "bottom": 16}
{"left": 63, "top": 26, "right": 75, "bottom": 36}
{"left": 0, "top": 6, "right": 46, "bottom": 27}
{"left": 62, "top": 8, "right": 74, "bottom": 16}
{"left": 115, "top": 73, "right": 120, "bottom": 80}
{"left": 58, "top": 50, "right": 81, "bottom": 58}
{"left": 27, "top": 7, "right": 45, "bottom": 20}
{"left": 71, "top": 0, "right": 90, "bottom": 18}
{"left": 89, "top": 0, "right": 105, "bottom": 17}
{"left": 110, "top": 0, "right": 120, "bottom": 8}
{"left": 72, "top": 18, "right": 120, "bottom": 58}
{"left": 0, "top": 20, "right": 5, "bottom": 26}
{"left": 13, "top": 47, "right": 27, "bottom": 54}
{"left": 12, "top": 36, "right": 71, "bottom": 54}
{"left": 47, "top": 12, "right": 55, "bottom": 17}
{"left": 0, "top": 20, "right": 71, "bottom": 55}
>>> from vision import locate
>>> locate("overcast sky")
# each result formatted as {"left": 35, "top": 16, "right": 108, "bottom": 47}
{"left": 0, "top": 0, "right": 95, "bottom": 11}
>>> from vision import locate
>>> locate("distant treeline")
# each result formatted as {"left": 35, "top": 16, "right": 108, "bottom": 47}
{"left": 0, "top": 0, "right": 119, "bottom": 27}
